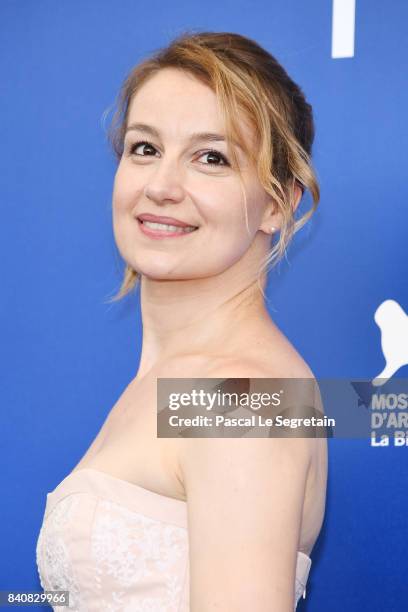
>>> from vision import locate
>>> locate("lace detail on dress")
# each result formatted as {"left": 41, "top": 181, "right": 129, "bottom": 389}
{"left": 36, "top": 470, "right": 310, "bottom": 611}
{"left": 36, "top": 495, "right": 85, "bottom": 611}
{"left": 90, "top": 498, "right": 188, "bottom": 612}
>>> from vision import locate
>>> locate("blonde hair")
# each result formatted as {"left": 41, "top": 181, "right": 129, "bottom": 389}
{"left": 105, "top": 30, "right": 320, "bottom": 302}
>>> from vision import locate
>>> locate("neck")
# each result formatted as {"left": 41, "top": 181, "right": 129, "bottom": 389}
{"left": 136, "top": 259, "right": 271, "bottom": 377}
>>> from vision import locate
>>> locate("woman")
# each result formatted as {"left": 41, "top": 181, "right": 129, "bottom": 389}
{"left": 36, "top": 31, "right": 327, "bottom": 611}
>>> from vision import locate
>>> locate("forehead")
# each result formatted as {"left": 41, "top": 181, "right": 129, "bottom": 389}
{"left": 128, "top": 68, "right": 222, "bottom": 130}
{"left": 126, "top": 67, "right": 255, "bottom": 150}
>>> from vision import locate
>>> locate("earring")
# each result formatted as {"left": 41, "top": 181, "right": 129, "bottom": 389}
{"left": 270, "top": 226, "right": 277, "bottom": 234}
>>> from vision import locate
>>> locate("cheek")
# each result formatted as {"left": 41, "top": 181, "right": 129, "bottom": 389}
{"left": 192, "top": 184, "right": 258, "bottom": 268}
{"left": 200, "top": 183, "right": 263, "bottom": 253}
{"left": 195, "top": 180, "right": 247, "bottom": 230}
{"left": 112, "top": 165, "right": 143, "bottom": 215}
{"left": 111, "top": 167, "right": 142, "bottom": 255}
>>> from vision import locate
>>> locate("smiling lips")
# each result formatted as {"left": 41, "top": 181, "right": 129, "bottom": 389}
{"left": 137, "top": 213, "right": 199, "bottom": 239}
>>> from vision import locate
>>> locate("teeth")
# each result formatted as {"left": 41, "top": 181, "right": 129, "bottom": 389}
{"left": 142, "top": 220, "right": 197, "bottom": 233}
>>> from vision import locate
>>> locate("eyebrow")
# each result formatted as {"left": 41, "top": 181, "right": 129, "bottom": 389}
{"left": 125, "top": 122, "right": 241, "bottom": 149}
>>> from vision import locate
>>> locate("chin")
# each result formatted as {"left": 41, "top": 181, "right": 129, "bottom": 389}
{"left": 135, "top": 266, "right": 214, "bottom": 282}
{"left": 132, "top": 264, "right": 190, "bottom": 281}
{"left": 128, "top": 253, "right": 235, "bottom": 281}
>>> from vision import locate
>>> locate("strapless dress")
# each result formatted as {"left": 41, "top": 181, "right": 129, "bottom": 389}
{"left": 36, "top": 468, "right": 311, "bottom": 611}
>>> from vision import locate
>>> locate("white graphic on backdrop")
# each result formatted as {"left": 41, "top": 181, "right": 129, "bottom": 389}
{"left": 372, "top": 300, "right": 408, "bottom": 386}
{"left": 332, "top": 0, "right": 356, "bottom": 58}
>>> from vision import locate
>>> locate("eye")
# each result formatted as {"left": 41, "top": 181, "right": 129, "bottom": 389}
{"left": 196, "top": 150, "right": 230, "bottom": 167}
{"left": 128, "top": 140, "right": 159, "bottom": 157}
{"left": 126, "top": 141, "right": 230, "bottom": 167}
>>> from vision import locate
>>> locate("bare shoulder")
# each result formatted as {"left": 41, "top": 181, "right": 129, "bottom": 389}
{"left": 205, "top": 352, "right": 315, "bottom": 380}
{"left": 179, "top": 354, "right": 318, "bottom": 470}
{"left": 177, "top": 351, "right": 327, "bottom": 565}
{"left": 178, "top": 382, "right": 314, "bottom": 609}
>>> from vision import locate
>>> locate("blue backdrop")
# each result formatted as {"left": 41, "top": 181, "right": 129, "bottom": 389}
{"left": 1, "top": 1, "right": 407, "bottom": 610}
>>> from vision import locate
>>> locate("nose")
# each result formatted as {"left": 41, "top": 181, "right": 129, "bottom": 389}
{"left": 143, "top": 158, "right": 185, "bottom": 205}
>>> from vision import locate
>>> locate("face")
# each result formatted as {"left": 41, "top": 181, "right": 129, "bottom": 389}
{"left": 112, "top": 67, "right": 274, "bottom": 281}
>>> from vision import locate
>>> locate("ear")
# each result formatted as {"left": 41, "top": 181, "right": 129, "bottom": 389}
{"left": 259, "top": 182, "right": 303, "bottom": 235}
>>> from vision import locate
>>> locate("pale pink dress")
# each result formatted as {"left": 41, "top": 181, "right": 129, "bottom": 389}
{"left": 36, "top": 468, "right": 312, "bottom": 611}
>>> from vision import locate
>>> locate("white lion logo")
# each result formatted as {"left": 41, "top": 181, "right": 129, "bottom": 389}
{"left": 372, "top": 299, "right": 408, "bottom": 386}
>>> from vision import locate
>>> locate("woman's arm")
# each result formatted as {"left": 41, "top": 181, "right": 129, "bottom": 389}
{"left": 179, "top": 373, "right": 313, "bottom": 612}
